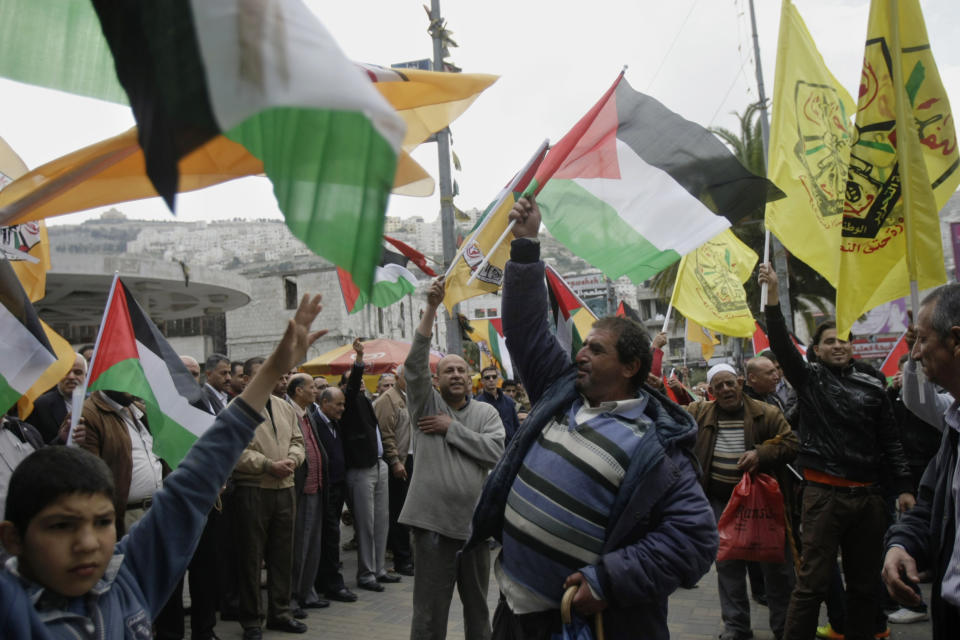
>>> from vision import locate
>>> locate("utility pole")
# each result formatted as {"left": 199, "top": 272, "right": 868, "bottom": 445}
{"left": 428, "top": 0, "right": 463, "bottom": 355}
{"left": 748, "top": 0, "right": 794, "bottom": 332}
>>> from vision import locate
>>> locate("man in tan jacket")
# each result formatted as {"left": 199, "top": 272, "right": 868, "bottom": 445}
{"left": 232, "top": 356, "right": 306, "bottom": 639}
{"left": 373, "top": 368, "right": 414, "bottom": 576}
{"left": 688, "top": 364, "right": 799, "bottom": 640}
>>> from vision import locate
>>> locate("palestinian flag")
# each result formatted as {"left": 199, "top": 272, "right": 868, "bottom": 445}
{"left": 533, "top": 72, "right": 784, "bottom": 284}
{"left": 466, "top": 318, "right": 514, "bottom": 379}
{"left": 752, "top": 321, "right": 807, "bottom": 358}
{"left": 880, "top": 331, "right": 910, "bottom": 381}
{"left": 338, "top": 237, "right": 432, "bottom": 313}
{"left": 0, "top": 259, "right": 57, "bottom": 415}
{"left": 545, "top": 265, "right": 598, "bottom": 359}
{"left": 0, "top": 0, "right": 405, "bottom": 296}
{"left": 615, "top": 300, "right": 643, "bottom": 323}
{"left": 82, "top": 277, "right": 214, "bottom": 468}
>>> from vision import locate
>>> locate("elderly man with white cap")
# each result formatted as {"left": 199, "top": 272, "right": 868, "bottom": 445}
{"left": 688, "top": 363, "right": 799, "bottom": 640}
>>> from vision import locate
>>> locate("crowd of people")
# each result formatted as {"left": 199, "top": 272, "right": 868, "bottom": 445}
{"left": 0, "top": 195, "right": 959, "bottom": 640}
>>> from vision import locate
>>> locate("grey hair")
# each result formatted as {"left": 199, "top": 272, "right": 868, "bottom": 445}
{"left": 923, "top": 284, "right": 960, "bottom": 339}
{"left": 204, "top": 352, "right": 230, "bottom": 372}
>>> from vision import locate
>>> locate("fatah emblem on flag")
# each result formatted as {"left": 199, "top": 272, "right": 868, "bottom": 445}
{"left": 791, "top": 80, "right": 853, "bottom": 226}
{"left": 0, "top": 223, "right": 42, "bottom": 263}
{"left": 693, "top": 241, "right": 751, "bottom": 315}
{"left": 764, "top": 0, "right": 856, "bottom": 289}
{"left": 463, "top": 241, "right": 503, "bottom": 286}
{"left": 835, "top": 0, "right": 958, "bottom": 338}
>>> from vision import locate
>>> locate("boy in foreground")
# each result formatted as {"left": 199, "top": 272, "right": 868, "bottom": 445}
{"left": 0, "top": 294, "right": 327, "bottom": 639}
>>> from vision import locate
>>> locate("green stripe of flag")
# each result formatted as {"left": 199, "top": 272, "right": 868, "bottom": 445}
{"left": 88, "top": 357, "right": 198, "bottom": 467}
{"left": 0, "top": 267, "right": 57, "bottom": 415}
{"left": 0, "top": 0, "right": 128, "bottom": 104}
{"left": 227, "top": 108, "right": 397, "bottom": 292}
{"left": 538, "top": 179, "right": 681, "bottom": 282}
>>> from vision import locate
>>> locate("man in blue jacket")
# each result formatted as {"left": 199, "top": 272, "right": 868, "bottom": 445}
{"left": 465, "top": 196, "right": 717, "bottom": 640}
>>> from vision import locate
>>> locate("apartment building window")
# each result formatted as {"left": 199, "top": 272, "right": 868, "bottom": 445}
{"left": 284, "top": 276, "right": 297, "bottom": 310}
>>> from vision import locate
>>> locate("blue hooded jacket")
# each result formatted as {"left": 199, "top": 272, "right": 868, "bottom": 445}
{"left": 465, "top": 240, "right": 716, "bottom": 639}
{"left": 0, "top": 400, "right": 263, "bottom": 639}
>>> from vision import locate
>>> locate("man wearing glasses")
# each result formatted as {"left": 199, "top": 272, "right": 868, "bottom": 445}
{"left": 476, "top": 366, "right": 520, "bottom": 446}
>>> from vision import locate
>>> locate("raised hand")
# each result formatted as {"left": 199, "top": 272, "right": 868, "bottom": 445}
{"left": 508, "top": 196, "right": 541, "bottom": 239}
{"left": 757, "top": 263, "right": 779, "bottom": 305}
{"left": 426, "top": 277, "right": 445, "bottom": 309}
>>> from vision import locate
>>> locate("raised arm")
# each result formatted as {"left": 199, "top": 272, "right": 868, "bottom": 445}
{"left": 502, "top": 196, "right": 576, "bottom": 405}
{"left": 121, "top": 294, "right": 327, "bottom": 614}
{"left": 757, "top": 263, "right": 809, "bottom": 389}
{"left": 345, "top": 338, "right": 365, "bottom": 400}
{"left": 405, "top": 279, "right": 444, "bottom": 421}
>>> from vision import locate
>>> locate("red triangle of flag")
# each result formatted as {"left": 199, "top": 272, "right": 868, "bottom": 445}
{"left": 545, "top": 267, "right": 581, "bottom": 321}
{"left": 880, "top": 331, "right": 910, "bottom": 379}
{"left": 88, "top": 281, "right": 139, "bottom": 386}
{"left": 337, "top": 267, "right": 363, "bottom": 313}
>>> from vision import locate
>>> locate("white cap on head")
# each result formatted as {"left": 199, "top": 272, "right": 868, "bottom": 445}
{"left": 706, "top": 363, "right": 737, "bottom": 385}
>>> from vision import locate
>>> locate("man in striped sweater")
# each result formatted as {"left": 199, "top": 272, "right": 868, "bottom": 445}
{"left": 688, "top": 364, "right": 798, "bottom": 640}
{"left": 465, "top": 196, "right": 717, "bottom": 640}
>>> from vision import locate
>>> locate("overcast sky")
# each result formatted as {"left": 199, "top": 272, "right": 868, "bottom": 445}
{"left": 0, "top": 0, "right": 956, "bottom": 227}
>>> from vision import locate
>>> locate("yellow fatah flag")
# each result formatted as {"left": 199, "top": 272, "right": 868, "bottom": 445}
{"left": 686, "top": 318, "right": 720, "bottom": 362}
{"left": 670, "top": 229, "right": 758, "bottom": 338}
{"left": 466, "top": 321, "right": 497, "bottom": 373}
{"left": 443, "top": 141, "right": 548, "bottom": 313}
{"left": 836, "top": 0, "right": 959, "bottom": 338}
{"left": 0, "top": 69, "right": 500, "bottom": 226}
{"left": 765, "top": 0, "right": 856, "bottom": 288}
{"left": 0, "top": 135, "right": 50, "bottom": 302}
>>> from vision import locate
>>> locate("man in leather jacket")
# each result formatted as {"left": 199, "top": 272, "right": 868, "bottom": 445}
{"left": 758, "top": 264, "right": 914, "bottom": 640}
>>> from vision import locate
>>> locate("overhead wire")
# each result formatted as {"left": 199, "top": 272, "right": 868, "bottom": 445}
{"left": 708, "top": 0, "right": 756, "bottom": 127}
{"left": 645, "top": 0, "right": 701, "bottom": 91}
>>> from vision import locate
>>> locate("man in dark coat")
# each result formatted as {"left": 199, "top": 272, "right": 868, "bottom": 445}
{"left": 465, "top": 196, "right": 716, "bottom": 640}
{"left": 884, "top": 283, "right": 960, "bottom": 639}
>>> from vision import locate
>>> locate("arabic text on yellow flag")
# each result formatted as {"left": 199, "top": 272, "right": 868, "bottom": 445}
{"left": 836, "top": 0, "right": 959, "bottom": 338}
{"left": 670, "top": 229, "right": 758, "bottom": 338}
{"left": 0, "top": 135, "right": 50, "bottom": 302}
{"left": 686, "top": 318, "right": 720, "bottom": 362}
{"left": 443, "top": 141, "right": 548, "bottom": 313}
{"left": 765, "top": 0, "right": 856, "bottom": 288}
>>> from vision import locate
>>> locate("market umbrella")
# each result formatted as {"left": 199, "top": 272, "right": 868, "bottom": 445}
{"left": 300, "top": 338, "right": 443, "bottom": 376}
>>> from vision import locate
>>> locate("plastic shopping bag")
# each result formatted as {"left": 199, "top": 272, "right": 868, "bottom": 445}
{"left": 716, "top": 472, "right": 785, "bottom": 563}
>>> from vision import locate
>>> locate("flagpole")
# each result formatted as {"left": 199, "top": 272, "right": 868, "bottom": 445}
{"left": 661, "top": 300, "right": 673, "bottom": 334}
{"left": 460, "top": 140, "right": 550, "bottom": 286}
{"left": 749, "top": 0, "right": 793, "bottom": 331}
{"left": 465, "top": 220, "right": 515, "bottom": 286}
{"left": 429, "top": 0, "right": 462, "bottom": 356}
{"left": 68, "top": 271, "right": 120, "bottom": 445}
{"left": 888, "top": 0, "right": 925, "bottom": 402}
{"left": 761, "top": 226, "right": 771, "bottom": 306}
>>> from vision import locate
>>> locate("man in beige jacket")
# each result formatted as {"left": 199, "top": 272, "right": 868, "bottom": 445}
{"left": 373, "top": 368, "right": 414, "bottom": 576}
{"left": 232, "top": 356, "right": 306, "bottom": 639}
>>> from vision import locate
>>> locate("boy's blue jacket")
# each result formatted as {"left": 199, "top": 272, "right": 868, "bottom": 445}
{"left": 0, "top": 400, "right": 263, "bottom": 639}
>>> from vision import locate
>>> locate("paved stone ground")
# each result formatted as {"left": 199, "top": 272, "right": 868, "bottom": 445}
{"left": 208, "top": 525, "right": 933, "bottom": 640}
